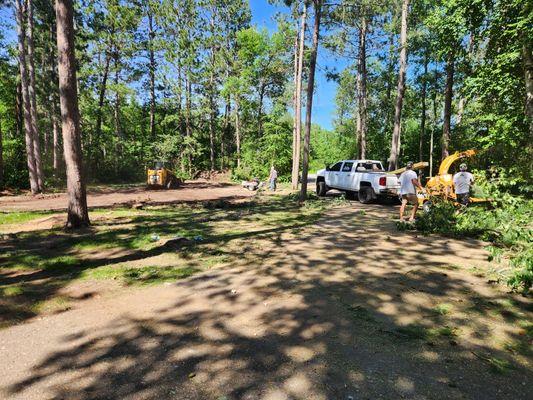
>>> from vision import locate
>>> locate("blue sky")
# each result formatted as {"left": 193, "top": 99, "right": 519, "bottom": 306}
{"left": 250, "top": 0, "right": 340, "bottom": 130}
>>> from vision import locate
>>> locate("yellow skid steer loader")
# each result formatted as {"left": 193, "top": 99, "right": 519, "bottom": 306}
{"left": 147, "top": 162, "right": 182, "bottom": 189}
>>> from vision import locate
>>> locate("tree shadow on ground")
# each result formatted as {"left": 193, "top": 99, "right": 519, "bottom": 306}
{"left": 0, "top": 197, "right": 325, "bottom": 326}
{"left": 1, "top": 202, "right": 532, "bottom": 399}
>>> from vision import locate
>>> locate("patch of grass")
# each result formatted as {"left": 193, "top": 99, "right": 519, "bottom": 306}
{"left": 343, "top": 303, "right": 376, "bottom": 322}
{"left": 0, "top": 211, "right": 53, "bottom": 226}
{"left": 87, "top": 265, "right": 199, "bottom": 285}
{"left": 487, "top": 357, "right": 513, "bottom": 374}
{"left": 31, "top": 296, "right": 71, "bottom": 314}
{"left": 396, "top": 324, "right": 458, "bottom": 341}
{"left": 503, "top": 339, "right": 531, "bottom": 356}
{"left": 41, "top": 256, "right": 80, "bottom": 272}
{"left": 433, "top": 303, "right": 453, "bottom": 316}
{"left": 517, "top": 320, "right": 533, "bottom": 339}
{"left": 2, "top": 285, "right": 24, "bottom": 297}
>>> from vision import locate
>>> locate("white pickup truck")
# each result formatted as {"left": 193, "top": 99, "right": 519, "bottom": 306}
{"left": 316, "top": 159, "right": 400, "bottom": 203}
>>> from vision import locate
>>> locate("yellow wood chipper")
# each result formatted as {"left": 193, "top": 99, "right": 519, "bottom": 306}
{"left": 146, "top": 162, "right": 182, "bottom": 189}
{"left": 417, "top": 149, "right": 490, "bottom": 211}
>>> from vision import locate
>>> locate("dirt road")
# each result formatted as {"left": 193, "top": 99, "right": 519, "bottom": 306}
{"left": 0, "top": 203, "right": 531, "bottom": 399}
{"left": 0, "top": 180, "right": 254, "bottom": 212}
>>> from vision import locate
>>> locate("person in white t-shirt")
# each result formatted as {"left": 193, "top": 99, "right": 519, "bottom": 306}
{"left": 453, "top": 163, "right": 474, "bottom": 205}
{"left": 269, "top": 165, "right": 278, "bottom": 191}
{"left": 398, "top": 161, "right": 424, "bottom": 222}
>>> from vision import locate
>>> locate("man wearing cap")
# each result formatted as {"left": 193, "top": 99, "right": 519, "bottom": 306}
{"left": 399, "top": 161, "right": 424, "bottom": 222}
{"left": 453, "top": 163, "right": 474, "bottom": 205}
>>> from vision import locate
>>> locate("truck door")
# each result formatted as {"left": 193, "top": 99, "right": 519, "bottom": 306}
{"left": 326, "top": 161, "right": 343, "bottom": 188}
{"left": 338, "top": 161, "right": 355, "bottom": 189}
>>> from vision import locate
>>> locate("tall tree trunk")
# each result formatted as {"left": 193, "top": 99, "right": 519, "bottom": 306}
{"left": 292, "top": 1, "right": 307, "bottom": 190}
{"left": 15, "top": 0, "right": 39, "bottom": 194}
{"left": 0, "top": 118, "right": 3, "bottom": 189}
{"left": 291, "top": 31, "right": 298, "bottom": 188}
{"left": 442, "top": 50, "right": 454, "bottom": 160}
{"left": 55, "top": 0, "right": 89, "bottom": 228}
{"left": 388, "top": 0, "right": 409, "bottom": 171}
{"left": 385, "top": 32, "right": 395, "bottom": 132}
{"left": 148, "top": 10, "right": 156, "bottom": 139}
{"left": 299, "top": 0, "right": 322, "bottom": 201}
{"left": 235, "top": 98, "right": 241, "bottom": 168}
{"left": 113, "top": 53, "right": 123, "bottom": 157}
{"left": 420, "top": 52, "right": 428, "bottom": 162}
{"left": 16, "top": 81, "right": 23, "bottom": 137}
{"left": 95, "top": 52, "right": 110, "bottom": 145}
{"left": 52, "top": 99, "right": 60, "bottom": 172}
{"left": 356, "top": 15, "right": 368, "bottom": 159}
{"left": 26, "top": 0, "right": 44, "bottom": 191}
{"left": 209, "top": 13, "right": 216, "bottom": 171}
{"left": 523, "top": 41, "right": 533, "bottom": 137}
{"left": 185, "top": 69, "right": 192, "bottom": 172}
{"left": 430, "top": 67, "right": 439, "bottom": 177}
{"left": 221, "top": 97, "right": 230, "bottom": 170}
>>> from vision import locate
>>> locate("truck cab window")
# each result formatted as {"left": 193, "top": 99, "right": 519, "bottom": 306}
{"left": 330, "top": 162, "right": 343, "bottom": 172}
{"left": 342, "top": 162, "right": 354, "bottom": 172}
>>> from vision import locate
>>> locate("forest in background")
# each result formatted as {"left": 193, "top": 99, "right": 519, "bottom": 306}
{"left": 0, "top": 0, "right": 531, "bottom": 192}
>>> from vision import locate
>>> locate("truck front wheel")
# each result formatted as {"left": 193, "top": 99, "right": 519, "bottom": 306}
{"left": 316, "top": 181, "right": 328, "bottom": 197}
{"left": 358, "top": 186, "right": 375, "bottom": 204}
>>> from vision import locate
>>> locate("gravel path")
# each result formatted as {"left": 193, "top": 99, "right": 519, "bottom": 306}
{"left": 0, "top": 204, "right": 531, "bottom": 399}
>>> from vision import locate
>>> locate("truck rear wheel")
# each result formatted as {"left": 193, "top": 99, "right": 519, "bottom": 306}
{"left": 358, "top": 186, "right": 375, "bottom": 204}
{"left": 316, "top": 181, "right": 328, "bottom": 197}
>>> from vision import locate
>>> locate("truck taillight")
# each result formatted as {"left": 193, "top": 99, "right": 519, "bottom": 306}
{"left": 379, "top": 177, "right": 386, "bottom": 186}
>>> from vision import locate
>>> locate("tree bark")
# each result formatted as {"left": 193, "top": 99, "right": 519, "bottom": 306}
{"left": 26, "top": 0, "right": 44, "bottom": 191}
{"left": 95, "top": 52, "right": 110, "bottom": 147}
{"left": 185, "top": 68, "right": 193, "bottom": 172}
{"left": 292, "top": 1, "right": 307, "bottom": 190}
{"left": 522, "top": 41, "right": 533, "bottom": 137}
{"left": 291, "top": 30, "right": 298, "bottom": 187}
{"left": 356, "top": 15, "right": 368, "bottom": 159}
{"left": 235, "top": 98, "right": 241, "bottom": 168}
{"left": 442, "top": 50, "right": 454, "bottom": 160}
{"left": 420, "top": 52, "right": 428, "bottom": 162}
{"left": 148, "top": 9, "right": 156, "bottom": 139}
{"left": 388, "top": 0, "right": 409, "bottom": 171}
{"left": 15, "top": 0, "right": 39, "bottom": 194}
{"left": 113, "top": 53, "right": 123, "bottom": 157}
{"left": 52, "top": 98, "right": 60, "bottom": 172}
{"left": 16, "top": 81, "right": 23, "bottom": 137}
{"left": 209, "top": 12, "right": 216, "bottom": 171}
{"left": 0, "top": 118, "right": 3, "bottom": 189}
{"left": 55, "top": 0, "right": 90, "bottom": 228}
{"left": 299, "top": 0, "right": 321, "bottom": 201}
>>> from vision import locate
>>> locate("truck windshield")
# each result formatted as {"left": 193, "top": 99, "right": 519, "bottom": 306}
{"left": 356, "top": 162, "right": 384, "bottom": 171}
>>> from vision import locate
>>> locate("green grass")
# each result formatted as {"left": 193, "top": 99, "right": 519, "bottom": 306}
{"left": 487, "top": 356, "right": 513, "bottom": 374}
{"left": 433, "top": 303, "right": 453, "bottom": 316}
{"left": 84, "top": 265, "right": 199, "bottom": 285}
{"left": 0, "top": 211, "right": 54, "bottom": 226}
{"left": 30, "top": 296, "right": 71, "bottom": 314}
{"left": 396, "top": 324, "right": 459, "bottom": 341}
{"left": 2, "top": 285, "right": 24, "bottom": 297}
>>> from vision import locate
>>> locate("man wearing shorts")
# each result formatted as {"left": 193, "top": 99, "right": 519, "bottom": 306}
{"left": 453, "top": 163, "right": 474, "bottom": 205}
{"left": 399, "top": 161, "right": 423, "bottom": 222}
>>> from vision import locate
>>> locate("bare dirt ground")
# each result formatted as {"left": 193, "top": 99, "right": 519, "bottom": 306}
{"left": 0, "top": 199, "right": 531, "bottom": 400}
{"left": 0, "top": 179, "right": 254, "bottom": 212}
